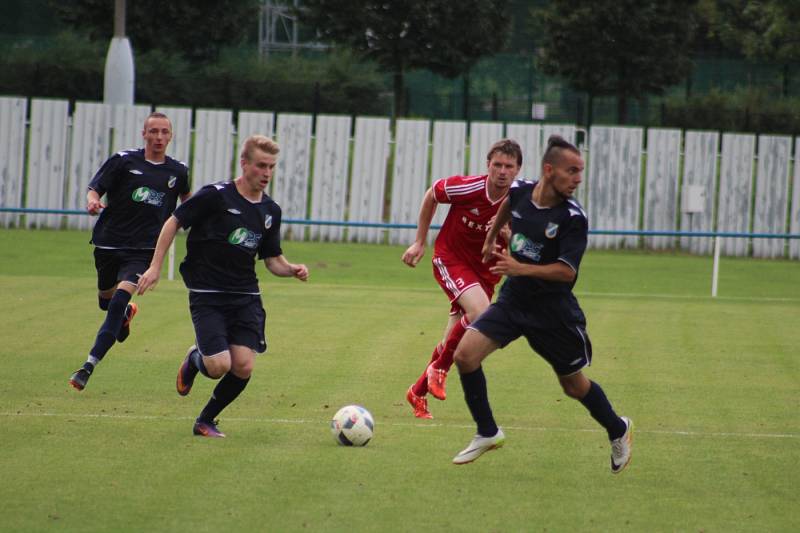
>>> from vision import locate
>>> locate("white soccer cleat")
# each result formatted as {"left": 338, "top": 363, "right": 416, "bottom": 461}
{"left": 610, "top": 416, "right": 633, "bottom": 474}
{"left": 452, "top": 428, "right": 506, "bottom": 465}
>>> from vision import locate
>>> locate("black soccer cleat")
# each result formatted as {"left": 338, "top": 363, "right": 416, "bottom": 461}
{"left": 116, "top": 302, "right": 138, "bottom": 343}
{"left": 176, "top": 345, "right": 200, "bottom": 396}
{"left": 193, "top": 418, "right": 226, "bottom": 438}
{"left": 69, "top": 368, "right": 92, "bottom": 391}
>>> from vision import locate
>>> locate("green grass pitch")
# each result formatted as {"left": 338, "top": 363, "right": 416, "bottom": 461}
{"left": 1, "top": 228, "right": 798, "bottom": 532}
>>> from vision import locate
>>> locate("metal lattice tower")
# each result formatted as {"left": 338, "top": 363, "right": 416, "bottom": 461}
{"left": 259, "top": 0, "right": 327, "bottom": 58}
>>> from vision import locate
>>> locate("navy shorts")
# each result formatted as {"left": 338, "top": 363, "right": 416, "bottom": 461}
{"left": 470, "top": 294, "right": 592, "bottom": 376}
{"left": 189, "top": 292, "right": 267, "bottom": 355}
{"left": 94, "top": 248, "right": 153, "bottom": 290}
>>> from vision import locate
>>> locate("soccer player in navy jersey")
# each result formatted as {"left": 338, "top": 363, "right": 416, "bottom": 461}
{"left": 69, "top": 112, "right": 190, "bottom": 391}
{"left": 137, "top": 135, "right": 308, "bottom": 438}
{"left": 401, "top": 140, "right": 519, "bottom": 419}
{"left": 450, "top": 135, "right": 633, "bottom": 473}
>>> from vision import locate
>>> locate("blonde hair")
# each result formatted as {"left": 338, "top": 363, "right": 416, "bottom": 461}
{"left": 240, "top": 135, "right": 280, "bottom": 161}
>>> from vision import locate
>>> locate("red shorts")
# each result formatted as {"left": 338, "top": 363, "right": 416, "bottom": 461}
{"left": 431, "top": 256, "right": 498, "bottom": 315}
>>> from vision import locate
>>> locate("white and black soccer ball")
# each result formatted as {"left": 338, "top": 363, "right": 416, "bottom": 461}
{"left": 330, "top": 405, "right": 374, "bottom": 446}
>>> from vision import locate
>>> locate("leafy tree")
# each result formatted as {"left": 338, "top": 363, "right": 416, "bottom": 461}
{"left": 295, "top": 0, "right": 510, "bottom": 117}
{"left": 50, "top": 0, "right": 260, "bottom": 63}
{"left": 708, "top": 0, "right": 800, "bottom": 62}
{"left": 534, "top": 0, "right": 698, "bottom": 124}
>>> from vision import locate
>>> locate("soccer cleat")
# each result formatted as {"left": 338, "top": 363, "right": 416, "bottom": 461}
{"left": 193, "top": 418, "right": 226, "bottom": 438}
{"left": 406, "top": 386, "right": 433, "bottom": 419}
{"left": 116, "top": 302, "right": 138, "bottom": 343}
{"left": 610, "top": 416, "right": 633, "bottom": 474}
{"left": 452, "top": 428, "right": 506, "bottom": 465}
{"left": 426, "top": 362, "right": 448, "bottom": 401}
{"left": 176, "top": 345, "right": 200, "bottom": 396}
{"left": 68, "top": 368, "right": 92, "bottom": 391}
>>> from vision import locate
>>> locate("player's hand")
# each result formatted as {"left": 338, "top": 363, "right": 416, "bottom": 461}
{"left": 482, "top": 239, "right": 503, "bottom": 263}
{"left": 292, "top": 263, "right": 309, "bottom": 282}
{"left": 401, "top": 242, "right": 425, "bottom": 267}
{"left": 87, "top": 199, "right": 106, "bottom": 215}
{"left": 499, "top": 223, "right": 512, "bottom": 243}
{"left": 136, "top": 266, "right": 161, "bottom": 295}
{"left": 489, "top": 248, "right": 523, "bottom": 276}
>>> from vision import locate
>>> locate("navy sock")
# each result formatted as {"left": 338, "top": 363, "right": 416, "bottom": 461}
{"left": 98, "top": 296, "right": 111, "bottom": 311}
{"left": 189, "top": 348, "right": 210, "bottom": 378}
{"left": 198, "top": 373, "right": 250, "bottom": 422}
{"left": 89, "top": 289, "right": 131, "bottom": 361}
{"left": 459, "top": 366, "right": 498, "bottom": 437}
{"left": 579, "top": 381, "right": 627, "bottom": 440}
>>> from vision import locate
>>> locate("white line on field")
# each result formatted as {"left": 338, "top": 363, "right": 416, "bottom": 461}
{"left": 3, "top": 411, "right": 798, "bottom": 440}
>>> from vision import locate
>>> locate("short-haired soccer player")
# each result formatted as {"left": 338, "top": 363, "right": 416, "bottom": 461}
{"left": 402, "top": 139, "right": 521, "bottom": 418}
{"left": 451, "top": 135, "right": 633, "bottom": 473}
{"left": 137, "top": 135, "right": 309, "bottom": 438}
{"left": 69, "top": 112, "right": 190, "bottom": 391}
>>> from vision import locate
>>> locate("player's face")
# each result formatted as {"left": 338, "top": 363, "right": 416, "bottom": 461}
{"left": 547, "top": 150, "right": 584, "bottom": 199}
{"left": 142, "top": 117, "right": 172, "bottom": 157}
{"left": 241, "top": 148, "right": 277, "bottom": 192}
{"left": 486, "top": 152, "right": 520, "bottom": 189}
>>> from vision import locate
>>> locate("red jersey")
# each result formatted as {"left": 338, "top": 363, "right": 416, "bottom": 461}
{"left": 432, "top": 174, "right": 508, "bottom": 281}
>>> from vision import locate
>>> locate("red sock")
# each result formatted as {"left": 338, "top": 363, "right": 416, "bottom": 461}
{"left": 432, "top": 316, "right": 470, "bottom": 371}
{"left": 412, "top": 343, "right": 441, "bottom": 396}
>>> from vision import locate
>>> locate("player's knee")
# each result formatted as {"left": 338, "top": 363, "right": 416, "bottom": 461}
{"left": 232, "top": 359, "right": 254, "bottom": 379}
{"left": 203, "top": 353, "right": 231, "bottom": 379}
{"left": 559, "top": 376, "right": 589, "bottom": 399}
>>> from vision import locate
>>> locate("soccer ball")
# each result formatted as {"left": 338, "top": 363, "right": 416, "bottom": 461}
{"left": 330, "top": 405, "right": 374, "bottom": 446}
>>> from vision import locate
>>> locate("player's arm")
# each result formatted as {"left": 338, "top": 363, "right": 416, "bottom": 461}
{"left": 401, "top": 187, "right": 437, "bottom": 267}
{"left": 482, "top": 197, "right": 511, "bottom": 263}
{"left": 264, "top": 255, "right": 309, "bottom": 281}
{"left": 179, "top": 191, "right": 191, "bottom": 203}
{"left": 86, "top": 188, "right": 105, "bottom": 215}
{"left": 489, "top": 248, "right": 576, "bottom": 282}
{"left": 137, "top": 216, "right": 182, "bottom": 294}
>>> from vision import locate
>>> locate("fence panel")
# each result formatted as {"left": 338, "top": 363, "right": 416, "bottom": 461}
{"left": 718, "top": 133, "right": 755, "bottom": 256}
{"left": 753, "top": 135, "right": 791, "bottom": 258}
{"left": 26, "top": 98, "right": 69, "bottom": 228}
{"left": 309, "top": 115, "right": 351, "bottom": 241}
{"left": 156, "top": 106, "right": 192, "bottom": 168}
{"left": 643, "top": 128, "right": 681, "bottom": 249}
{"left": 505, "top": 123, "right": 541, "bottom": 181}
{"left": 273, "top": 113, "right": 312, "bottom": 240}
{"left": 468, "top": 121, "right": 503, "bottom": 175}
{"left": 588, "top": 126, "right": 642, "bottom": 248}
{"left": 429, "top": 121, "right": 466, "bottom": 242}
{"left": 237, "top": 111, "right": 275, "bottom": 146}
{"left": 389, "top": 119, "right": 430, "bottom": 245}
{"left": 110, "top": 104, "right": 151, "bottom": 153}
{"left": 680, "top": 130, "right": 719, "bottom": 254}
{"left": 192, "top": 109, "right": 234, "bottom": 189}
{"left": 66, "top": 102, "right": 109, "bottom": 231}
{"left": 791, "top": 138, "right": 800, "bottom": 259}
{"left": 348, "top": 117, "right": 390, "bottom": 243}
{"left": 0, "top": 97, "right": 27, "bottom": 227}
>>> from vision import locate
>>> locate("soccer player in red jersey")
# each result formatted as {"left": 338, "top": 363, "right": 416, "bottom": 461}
{"left": 402, "top": 139, "right": 522, "bottom": 418}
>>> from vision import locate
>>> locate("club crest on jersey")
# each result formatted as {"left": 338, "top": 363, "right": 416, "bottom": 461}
{"left": 131, "top": 186, "right": 165, "bottom": 206}
{"left": 264, "top": 215, "right": 273, "bottom": 229}
{"left": 545, "top": 222, "right": 559, "bottom": 239}
{"left": 228, "top": 227, "right": 261, "bottom": 249}
{"left": 168, "top": 176, "right": 177, "bottom": 188}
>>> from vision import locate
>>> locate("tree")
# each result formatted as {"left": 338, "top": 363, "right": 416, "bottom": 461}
{"left": 50, "top": 0, "right": 260, "bottom": 63}
{"left": 295, "top": 0, "right": 510, "bottom": 117}
{"left": 534, "top": 0, "right": 698, "bottom": 124}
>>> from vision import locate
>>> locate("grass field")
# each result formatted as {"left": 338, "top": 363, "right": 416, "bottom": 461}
{"left": 1, "top": 228, "right": 799, "bottom": 532}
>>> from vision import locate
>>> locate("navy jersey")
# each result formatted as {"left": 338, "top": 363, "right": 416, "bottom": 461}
{"left": 89, "top": 149, "right": 190, "bottom": 249}
{"left": 498, "top": 179, "right": 588, "bottom": 303}
{"left": 174, "top": 182, "right": 283, "bottom": 294}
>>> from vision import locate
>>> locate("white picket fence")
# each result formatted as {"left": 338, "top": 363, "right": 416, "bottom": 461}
{"left": 1, "top": 96, "right": 798, "bottom": 259}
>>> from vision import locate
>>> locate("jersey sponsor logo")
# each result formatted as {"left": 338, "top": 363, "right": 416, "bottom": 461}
{"left": 510, "top": 233, "right": 543, "bottom": 262}
{"left": 264, "top": 215, "right": 273, "bottom": 229}
{"left": 131, "top": 186, "right": 166, "bottom": 206}
{"left": 227, "top": 227, "right": 261, "bottom": 249}
{"left": 545, "top": 222, "right": 559, "bottom": 239}
{"left": 461, "top": 215, "right": 487, "bottom": 232}
{"left": 168, "top": 176, "right": 177, "bottom": 188}
{"left": 129, "top": 169, "right": 143, "bottom": 175}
